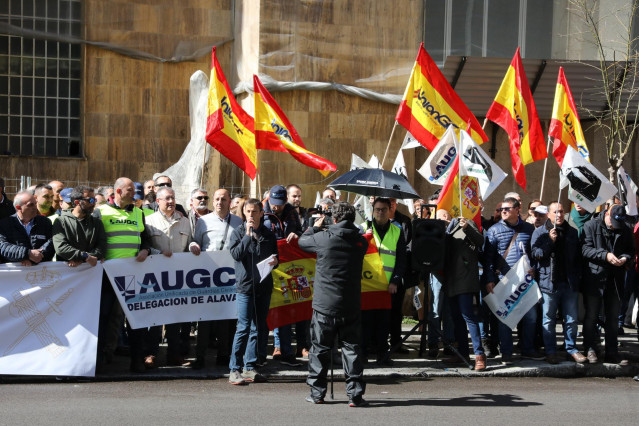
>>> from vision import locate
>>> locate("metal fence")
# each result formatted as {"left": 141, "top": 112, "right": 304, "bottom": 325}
{"left": 1, "top": 176, "right": 113, "bottom": 199}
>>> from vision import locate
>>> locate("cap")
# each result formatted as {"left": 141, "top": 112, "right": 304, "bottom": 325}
{"left": 609, "top": 204, "right": 627, "bottom": 229}
{"left": 269, "top": 185, "right": 287, "bottom": 206}
{"left": 534, "top": 205, "right": 548, "bottom": 215}
{"left": 60, "top": 188, "right": 72, "bottom": 203}
{"left": 133, "top": 182, "right": 144, "bottom": 201}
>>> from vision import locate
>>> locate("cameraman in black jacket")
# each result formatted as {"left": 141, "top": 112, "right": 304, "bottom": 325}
{"left": 298, "top": 202, "right": 369, "bottom": 407}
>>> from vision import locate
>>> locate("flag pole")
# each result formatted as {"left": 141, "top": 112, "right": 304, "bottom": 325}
{"left": 200, "top": 142, "right": 208, "bottom": 188}
{"left": 539, "top": 136, "right": 552, "bottom": 201}
{"left": 381, "top": 121, "right": 399, "bottom": 169}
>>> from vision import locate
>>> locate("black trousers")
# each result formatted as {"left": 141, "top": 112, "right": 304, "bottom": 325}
{"left": 307, "top": 310, "right": 365, "bottom": 401}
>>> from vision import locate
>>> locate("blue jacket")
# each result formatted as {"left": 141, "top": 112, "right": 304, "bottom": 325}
{"left": 531, "top": 219, "right": 581, "bottom": 293}
{"left": 484, "top": 217, "right": 534, "bottom": 284}
{"left": 0, "top": 214, "right": 55, "bottom": 263}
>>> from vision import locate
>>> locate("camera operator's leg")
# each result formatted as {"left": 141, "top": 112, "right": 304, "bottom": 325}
{"left": 339, "top": 313, "right": 366, "bottom": 405}
{"left": 307, "top": 311, "right": 336, "bottom": 403}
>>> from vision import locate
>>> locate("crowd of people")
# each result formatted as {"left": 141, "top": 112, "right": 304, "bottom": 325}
{"left": 1, "top": 175, "right": 638, "bottom": 402}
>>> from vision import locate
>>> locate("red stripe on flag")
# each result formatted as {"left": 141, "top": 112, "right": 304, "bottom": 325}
{"left": 277, "top": 239, "right": 316, "bottom": 263}
{"left": 267, "top": 300, "right": 313, "bottom": 330}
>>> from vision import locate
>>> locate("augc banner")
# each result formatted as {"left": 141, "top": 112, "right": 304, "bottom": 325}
{"left": 102, "top": 251, "right": 237, "bottom": 329}
{"left": 483, "top": 255, "right": 541, "bottom": 330}
{"left": 0, "top": 262, "right": 102, "bottom": 377}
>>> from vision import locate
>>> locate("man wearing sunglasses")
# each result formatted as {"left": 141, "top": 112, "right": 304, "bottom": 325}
{"left": 147, "top": 176, "right": 188, "bottom": 217}
{"left": 52, "top": 186, "right": 106, "bottom": 268}
{"left": 188, "top": 188, "right": 211, "bottom": 237}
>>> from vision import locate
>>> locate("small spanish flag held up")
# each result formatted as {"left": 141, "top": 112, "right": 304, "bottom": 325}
{"left": 486, "top": 48, "right": 546, "bottom": 191}
{"left": 205, "top": 47, "right": 257, "bottom": 179}
{"left": 435, "top": 153, "right": 482, "bottom": 231}
{"left": 396, "top": 43, "right": 488, "bottom": 150}
{"left": 253, "top": 75, "right": 336, "bottom": 176}
{"left": 548, "top": 67, "right": 590, "bottom": 166}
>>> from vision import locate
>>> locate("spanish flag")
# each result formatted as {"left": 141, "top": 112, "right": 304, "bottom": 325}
{"left": 267, "top": 236, "right": 390, "bottom": 330}
{"left": 253, "top": 75, "right": 337, "bottom": 176}
{"left": 396, "top": 43, "right": 488, "bottom": 150}
{"left": 548, "top": 67, "right": 590, "bottom": 166}
{"left": 486, "top": 48, "right": 546, "bottom": 191}
{"left": 435, "top": 153, "right": 482, "bottom": 230}
{"left": 205, "top": 47, "right": 257, "bottom": 179}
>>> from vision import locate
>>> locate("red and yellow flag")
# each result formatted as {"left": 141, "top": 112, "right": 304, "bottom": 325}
{"left": 396, "top": 43, "right": 488, "bottom": 150}
{"left": 486, "top": 48, "right": 546, "bottom": 191}
{"left": 267, "top": 236, "right": 390, "bottom": 330}
{"left": 548, "top": 67, "right": 590, "bottom": 166}
{"left": 205, "top": 47, "right": 257, "bottom": 179}
{"left": 436, "top": 155, "right": 482, "bottom": 230}
{"left": 253, "top": 75, "right": 336, "bottom": 176}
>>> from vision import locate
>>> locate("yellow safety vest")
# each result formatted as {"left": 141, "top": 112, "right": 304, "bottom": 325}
{"left": 98, "top": 204, "right": 144, "bottom": 259}
{"left": 363, "top": 221, "right": 400, "bottom": 283}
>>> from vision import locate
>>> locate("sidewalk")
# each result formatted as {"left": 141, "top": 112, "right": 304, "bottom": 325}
{"left": 2, "top": 324, "right": 638, "bottom": 383}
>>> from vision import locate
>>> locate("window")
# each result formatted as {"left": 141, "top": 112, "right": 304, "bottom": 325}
{"left": 0, "top": 0, "right": 82, "bottom": 157}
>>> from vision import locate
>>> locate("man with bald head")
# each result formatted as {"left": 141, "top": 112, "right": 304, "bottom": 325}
{"left": 189, "top": 188, "right": 243, "bottom": 369}
{"left": 93, "top": 177, "right": 153, "bottom": 373}
{"left": 0, "top": 191, "right": 54, "bottom": 265}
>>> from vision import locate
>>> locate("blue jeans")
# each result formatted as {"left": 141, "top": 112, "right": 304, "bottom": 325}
{"left": 497, "top": 303, "right": 537, "bottom": 355}
{"left": 273, "top": 325, "right": 294, "bottom": 356}
{"left": 449, "top": 293, "right": 484, "bottom": 356}
{"left": 230, "top": 291, "right": 271, "bottom": 371}
{"left": 428, "top": 274, "right": 454, "bottom": 346}
{"left": 541, "top": 283, "right": 579, "bottom": 354}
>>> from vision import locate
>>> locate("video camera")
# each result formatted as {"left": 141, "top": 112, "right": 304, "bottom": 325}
{"left": 311, "top": 207, "right": 334, "bottom": 228}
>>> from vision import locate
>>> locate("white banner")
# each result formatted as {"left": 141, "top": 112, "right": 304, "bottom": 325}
{"left": 560, "top": 146, "right": 618, "bottom": 213}
{"left": 484, "top": 255, "right": 541, "bottom": 330}
{"left": 617, "top": 166, "right": 638, "bottom": 216}
{"left": 0, "top": 262, "right": 102, "bottom": 376}
{"left": 102, "top": 251, "right": 238, "bottom": 329}
{"left": 391, "top": 149, "right": 416, "bottom": 214}
{"left": 350, "top": 153, "right": 371, "bottom": 171}
{"left": 417, "top": 125, "right": 458, "bottom": 185}
{"left": 401, "top": 131, "right": 422, "bottom": 150}
{"left": 459, "top": 130, "right": 507, "bottom": 200}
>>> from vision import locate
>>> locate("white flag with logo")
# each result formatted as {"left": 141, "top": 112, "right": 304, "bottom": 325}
{"left": 0, "top": 262, "right": 102, "bottom": 376}
{"left": 350, "top": 153, "right": 371, "bottom": 171}
{"left": 417, "top": 126, "right": 458, "bottom": 185}
{"left": 401, "top": 131, "right": 423, "bottom": 150}
{"left": 368, "top": 154, "right": 382, "bottom": 169}
{"left": 391, "top": 149, "right": 415, "bottom": 214}
{"left": 560, "top": 146, "right": 617, "bottom": 213}
{"left": 484, "top": 255, "right": 541, "bottom": 330}
{"left": 459, "top": 130, "right": 507, "bottom": 200}
{"left": 617, "top": 166, "right": 638, "bottom": 216}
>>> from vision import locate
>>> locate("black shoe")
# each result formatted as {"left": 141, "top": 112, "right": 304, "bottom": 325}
{"left": 305, "top": 395, "right": 324, "bottom": 404}
{"left": 604, "top": 354, "right": 629, "bottom": 366}
{"left": 521, "top": 351, "right": 545, "bottom": 361}
{"left": 280, "top": 355, "right": 302, "bottom": 367}
{"left": 188, "top": 357, "right": 206, "bottom": 370}
{"left": 394, "top": 346, "right": 410, "bottom": 355}
{"left": 501, "top": 354, "right": 514, "bottom": 365}
{"left": 216, "top": 355, "right": 230, "bottom": 366}
{"left": 130, "top": 358, "right": 146, "bottom": 373}
{"left": 255, "top": 357, "right": 268, "bottom": 367}
{"left": 618, "top": 326, "right": 626, "bottom": 336}
{"left": 349, "top": 397, "right": 369, "bottom": 407}
{"left": 376, "top": 358, "right": 394, "bottom": 367}
{"left": 427, "top": 345, "right": 439, "bottom": 358}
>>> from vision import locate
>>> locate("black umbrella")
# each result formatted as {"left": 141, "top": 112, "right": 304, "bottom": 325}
{"left": 328, "top": 168, "right": 420, "bottom": 199}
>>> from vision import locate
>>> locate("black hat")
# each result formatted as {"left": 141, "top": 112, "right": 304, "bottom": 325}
{"left": 269, "top": 185, "right": 287, "bottom": 206}
{"left": 609, "top": 204, "right": 627, "bottom": 229}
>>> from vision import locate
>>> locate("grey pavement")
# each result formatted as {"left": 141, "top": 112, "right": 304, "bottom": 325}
{"left": 2, "top": 323, "right": 638, "bottom": 383}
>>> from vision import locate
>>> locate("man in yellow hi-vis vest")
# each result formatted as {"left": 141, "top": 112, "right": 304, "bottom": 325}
{"left": 93, "top": 177, "right": 153, "bottom": 373}
{"left": 361, "top": 197, "right": 406, "bottom": 367}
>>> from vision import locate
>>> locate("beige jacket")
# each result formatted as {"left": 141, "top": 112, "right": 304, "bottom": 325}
{"left": 145, "top": 210, "right": 192, "bottom": 253}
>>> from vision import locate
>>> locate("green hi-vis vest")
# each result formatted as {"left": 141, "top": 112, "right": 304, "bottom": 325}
{"left": 98, "top": 204, "right": 145, "bottom": 259}
{"left": 363, "top": 221, "right": 400, "bottom": 283}
{"left": 142, "top": 207, "right": 155, "bottom": 217}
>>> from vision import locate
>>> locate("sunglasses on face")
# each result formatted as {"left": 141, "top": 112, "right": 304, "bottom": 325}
{"left": 499, "top": 207, "right": 514, "bottom": 212}
{"left": 81, "top": 197, "right": 96, "bottom": 204}
{"left": 156, "top": 182, "right": 172, "bottom": 188}
{"left": 195, "top": 196, "right": 209, "bottom": 201}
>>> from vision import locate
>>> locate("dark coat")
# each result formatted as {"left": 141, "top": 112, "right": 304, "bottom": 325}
{"left": 443, "top": 218, "right": 484, "bottom": 297}
{"left": 531, "top": 219, "right": 581, "bottom": 293}
{"left": 263, "top": 203, "right": 302, "bottom": 240}
{"left": 581, "top": 216, "right": 635, "bottom": 297}
{"left": 298, "top": 220, "right": 368, "bottom": 316}
{"left": 0, "top": 192, "right": 15, "bottom": 220}
{"left": 52, "top": 210, "right": 107, "bottom": 261}
{"left": 0, "top": 214, "right": 54, "bottom": 263}
{"left": 484, "top": 217, "right": 534, "bottom": 284}
{"left": 228, "top": 222, "right": 278, "bottom": 296}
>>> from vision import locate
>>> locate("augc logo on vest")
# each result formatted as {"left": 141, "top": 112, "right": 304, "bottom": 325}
{"left": 114, "top": 266, "right": 236, "bottom": 311}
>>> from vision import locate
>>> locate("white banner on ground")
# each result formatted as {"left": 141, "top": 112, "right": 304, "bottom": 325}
{"left": 417, "top": 126, "right": 458, "bottom": 185}
{"left": 459, "top": 130, "right": 507, "bottom": 200}
{"left": 484, "top": 255, "right": 541, "bottom": 330}
{"left": 102, "top": 251, "right": 238, "bottom": 329}
{"left": 0, "top": 262, "right": 102, "bottom": 377}
{"left": 560, "top": 146, "right": 618, "bottom": 213}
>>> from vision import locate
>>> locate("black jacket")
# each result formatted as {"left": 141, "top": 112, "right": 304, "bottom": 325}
{"left": 52, "top": 210, "right": 107, "bottom": 261}
{"left": 0, "top": 214, "right": 54, "bottom": 263}
{"left": 443, "top": 218, "right": 485, "bottom": 297}
{"left": 228, "top": 222, "right": 279, "bottom": 296}
{"left": 263, "top": 203, "right": 302, "bottom": 240}
{"left": 0, "top": 192, "right": 15, "bottom": 220}
{"left": 581, "top": 216, "right": 635, "bottom": 297}
{"left": 298, "top": 220, "right": 368, "bottom": 316}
